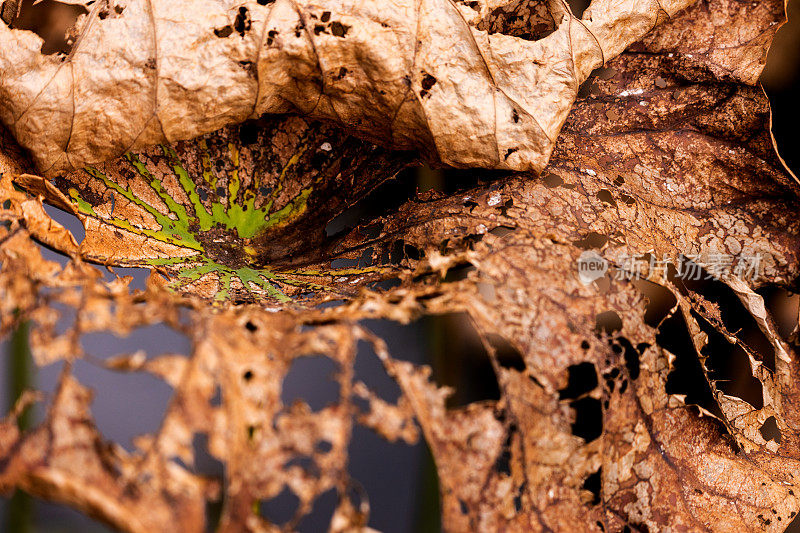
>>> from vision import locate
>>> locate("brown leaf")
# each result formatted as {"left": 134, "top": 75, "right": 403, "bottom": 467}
{"left": 0, "top": 0, "right": 696, "bottom": 173}
{"left": 2, "top": 0, "right": 800, "bottom": 531}
{"left": 0, "top": 370, "right": 211, "bottom": 533}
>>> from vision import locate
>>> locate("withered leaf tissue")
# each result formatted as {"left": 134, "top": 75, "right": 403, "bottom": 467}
{"left": 0, "top": 0, "right": 699, "bottom": 173}
{"left": 2, "top": 0, "right": 800, "bottom": 532}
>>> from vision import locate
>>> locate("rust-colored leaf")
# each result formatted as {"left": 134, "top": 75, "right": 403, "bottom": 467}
{"left": 1, "top": 0, "right": 799, "bottom": 531}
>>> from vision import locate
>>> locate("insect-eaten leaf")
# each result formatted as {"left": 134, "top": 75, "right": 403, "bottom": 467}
{"left": 2, "top": 0, "right": 800, "bottom": 532}
{"left": 22, "top": 115, "right": 410, "bottom": 304}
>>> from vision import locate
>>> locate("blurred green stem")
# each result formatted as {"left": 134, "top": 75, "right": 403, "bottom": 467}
{"left": 414, "top": 444, "right": 442, "bottom": 533}
{"left": 414, "top": 311, "right": 444, "bottom": 533}
{"left": 6, "top": 320, "right": 33, "bottom": 533}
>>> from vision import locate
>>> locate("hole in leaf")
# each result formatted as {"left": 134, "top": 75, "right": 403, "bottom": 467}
{"left": 353, "top": 319, "right": 430, "bottom": 405}
{"left": 459, "top": 499, "right": 469, "bottom": 515}
{"left": 603, "top": 367, "right": 620, "bottom": 393}
{"left": 205, "top": 496, "right": 223, "bottom": 532}
{"left": 698, "top": 313, "right": 764, "bottom": 410}
{"left": 71, "top": 359, "right": 173, "bottom": 453}
{"left": 347, "top": 421, "right": 430, "bottom": 532}
{"left": 419, "top": 71, "right": 437, "bottom": 98}
{"left": 513, "top": 482, "right": 525, "bottom": 511}
{"left": 281, "top": 355, "right": 340, "bottom": 412}
{"left": 296, "top": 488, "right": 338, "bottom": 532}
{"left": 233, "top": 6, "right": 251, "bottom": 36}
{"left": 259, "top": 486, "right": 300, "bottom": 526}
{"left": 760, "top": 416, "right": 782, "bottom": 444}
{"left": 331, "top": 257, "right": 359, "bottom": 269}
{"left": 595, "top": 311, "right": 622, "bottom": 336}
{"left": 633, "top": 279, "right": 677, "bottom": 327}
{"left": 486, "top": 333, "right": 526, "bottom": 370}
{"left": 559, "top": 362, "right": 598, "bottom": 400}
{"left": 330, "top": 20, "right": 349, "bottom": 37}
{"left": 315, "top": 439, "right": 333, "bottom": 453}
{"left": 283, "top": 455, "right": 316, "bottom": 473}
{"left": 677, "top": 267, "right": 776, "bottom": 374}
{"left": 660, "top": 313, "right": 723, "bottom": 418}
{"left": 423, "top": 312, "right": 501, "bottom": 408}
{"left": 615, "top": 337, "right": 640, "bottom": 380}
{"left": 388, "top": 239, "right": 405, "bottom": 264}
{"left": 573, "top": 232, "right": 608, "bottom": 250}
{"left": 189, "top": 433, "right": 224, "bottom": 478}
{"left": 213, "top": 25, "right": 233, "bottom": 38}
{"left": 6, "top": 0, "right": 88, "bottom": 55}
{"left": 582, "top": 468, "right": 601, "bottom": 505}
{"left": 209, "top": 386, "right": 222, "bottom": 407}
{"left": 372, "top": 277, "right": 401, "bottom": 290}
{"left": 542, "top": 171, "right": 564, "bottom": 188}
{"left": 493, "top": 425, "right": 516, "bottom": 475}
{"left": 758, "top": 285, "right": 799, "bottom": 339}
{"left": 357, "top": 246, "right": 375, "bottom": 267}
{"left": 596, "top": 189, "right": 617, "bottom": 207}
{"left": 80, "top": 323, "right": 189, "bottom": 360}
{"left": 404, "top": 243, "right": 420, "bottom": 261}
{"left": 442, "top": 263, "right": 475, "bottom": 283}
{"left": 570, "top": 397, "right": 603, "bottom": 442}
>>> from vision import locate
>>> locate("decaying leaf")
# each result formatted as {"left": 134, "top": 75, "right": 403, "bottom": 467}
{"left": 20, "top": 115, "right": 410, "bottom": 303}
{"left": 0, "top": 0, "right": 699, "bottom": 173}
{"left": 1, "top": 0, "right": 800, "bottom": 532}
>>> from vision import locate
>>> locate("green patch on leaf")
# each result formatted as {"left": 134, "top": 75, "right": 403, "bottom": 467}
{"left": 66, "top": 142, "right": 369, "bottom": 303}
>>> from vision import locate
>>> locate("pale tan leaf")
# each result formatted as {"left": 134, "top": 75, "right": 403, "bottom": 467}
{"left": 0, "top": 0, "right": 695, "bottom": 173}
